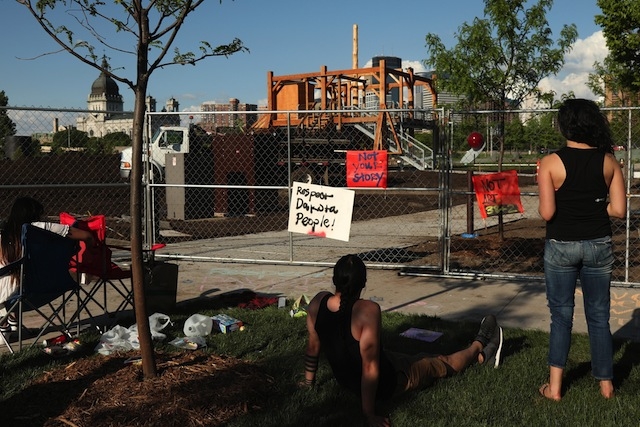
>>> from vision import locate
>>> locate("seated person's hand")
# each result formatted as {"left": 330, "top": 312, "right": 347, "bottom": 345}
{"left": 297, "top": 377, "right": 315, "bottom": 389}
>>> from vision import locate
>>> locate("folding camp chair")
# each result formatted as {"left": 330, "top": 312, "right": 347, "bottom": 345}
{"left": 59, "top": 213, "right": 133, "bottom": 332}
{"left": 0, "top": 223, "right": 81, "bottom": 353}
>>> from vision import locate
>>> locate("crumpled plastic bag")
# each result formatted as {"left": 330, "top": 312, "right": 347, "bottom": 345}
{"left": 148, "top": 312, "right": 172, "bottom": 340}
{"left": 289, "top": 294, "right": 311, "bottom": 318}
{"left": 95, "top": 313, "right": 172, "bottom": 355}
{"left": 95, "top": 325, "right": 138, "bottom": 355}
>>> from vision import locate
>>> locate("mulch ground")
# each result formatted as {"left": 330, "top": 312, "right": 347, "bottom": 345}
{"left": 2, "top": 352, "right": 273, "bottom": 427}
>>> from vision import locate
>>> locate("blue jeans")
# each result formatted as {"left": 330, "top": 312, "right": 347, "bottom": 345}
{"left": 544, "top": 237, "right": 614, "bottom": 380}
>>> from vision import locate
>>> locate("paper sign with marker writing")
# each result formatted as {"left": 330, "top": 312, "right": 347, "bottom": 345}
{"left": 287, "top": 182, "right": 355, "bottom": 242}
{"left": 472, "top": 170, "right": 524, "bottom": 219}
{"left": 346, "top": 150, "right": 388, "bottom": 188}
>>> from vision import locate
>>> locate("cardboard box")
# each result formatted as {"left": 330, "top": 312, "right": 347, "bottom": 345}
{"left": 212, "top": 314, "right": 243, "bottom": 334}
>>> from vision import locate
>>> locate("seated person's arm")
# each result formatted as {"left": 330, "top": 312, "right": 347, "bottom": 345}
{"left": 302, "top": 292, "right": 327, "bottom": 385}
{"left": 67, "top": 227, "right": 95, "bottom": 247}
{"left": 356, "top": 302, "right": 385, "bottom": 424}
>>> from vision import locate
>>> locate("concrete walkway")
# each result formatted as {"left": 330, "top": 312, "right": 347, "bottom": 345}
{"left": 4, "top": 226, "right": 640, "bottom": 355}
{"left": 171, "top": 259, "right": 640, "bottom": 341}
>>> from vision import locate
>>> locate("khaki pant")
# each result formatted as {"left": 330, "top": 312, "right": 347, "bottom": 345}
{"left": 385, "top": 350, "right": 453, "bottom": 395}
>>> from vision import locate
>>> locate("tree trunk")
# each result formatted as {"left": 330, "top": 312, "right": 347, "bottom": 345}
{"left": 130, "top": 84, "right": 157, "bottom": 378}
{"left": 130, "top": 6, "right": 156, "bottom": 378}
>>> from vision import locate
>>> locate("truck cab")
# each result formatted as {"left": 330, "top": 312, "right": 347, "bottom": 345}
{"left": 120, "top": 126, "right": 192, "bottom": 182}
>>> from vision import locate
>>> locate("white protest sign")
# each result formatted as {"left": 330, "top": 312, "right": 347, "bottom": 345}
{"left": 287, "top": 182, "right": 355, "bottom": 242}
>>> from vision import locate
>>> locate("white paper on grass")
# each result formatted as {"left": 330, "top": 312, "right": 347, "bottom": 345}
{"left": 287, "top": 182, "right": 355, "bottom": 242}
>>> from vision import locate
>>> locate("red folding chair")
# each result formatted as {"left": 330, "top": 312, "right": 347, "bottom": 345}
{"left": 60, "top": 213, "right": 133, "bottom": 331}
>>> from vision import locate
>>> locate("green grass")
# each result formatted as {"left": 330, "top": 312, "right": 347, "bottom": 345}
{"left": 1, "top": 302, "right": 639, "bottom": 427}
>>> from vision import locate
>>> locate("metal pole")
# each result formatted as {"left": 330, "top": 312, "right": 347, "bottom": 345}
{"left": 467, "top": 170, "right": 474, "bottom": 234}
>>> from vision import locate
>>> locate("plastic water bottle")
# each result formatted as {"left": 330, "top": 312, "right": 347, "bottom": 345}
{"left": 183, "top": 314, "right": 213, "bottom": 337}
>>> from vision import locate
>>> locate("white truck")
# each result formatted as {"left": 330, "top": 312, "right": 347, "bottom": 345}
{"left": 119, "top": 124, "right": 211, "bottom": 182}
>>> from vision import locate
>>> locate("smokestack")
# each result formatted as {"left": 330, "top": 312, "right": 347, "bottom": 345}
{"left": 53, "top": 117, "right": 59, "bottom": 133}
{"left": 352, "top": 24, "right": 358, "bottom": 69}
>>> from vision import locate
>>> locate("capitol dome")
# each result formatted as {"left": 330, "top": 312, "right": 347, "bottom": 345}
{"left": 91, "top": 57, "right": 121, "bottom": 98}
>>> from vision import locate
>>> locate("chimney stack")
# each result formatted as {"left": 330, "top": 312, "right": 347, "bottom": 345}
{"left": 352, "top": 24, "right": 358, "bottom": 69}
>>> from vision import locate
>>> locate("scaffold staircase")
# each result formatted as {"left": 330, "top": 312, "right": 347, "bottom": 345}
{"left": 354, "top": 122, "right": 433, "bottom": 170}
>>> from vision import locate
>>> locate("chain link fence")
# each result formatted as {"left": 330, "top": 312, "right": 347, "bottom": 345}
{"left": 2, "top": 105, "right": 639, "bottom": 287}
{"left": 443, "top": 107, "right": 640, "bottom": 286}
{"left": 1, "top": 107, "right": 130, "bottom": 240}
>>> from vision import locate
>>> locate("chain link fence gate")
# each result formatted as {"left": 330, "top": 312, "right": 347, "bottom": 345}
{"left": 144, "top": 109, "right": 447, "bottom": 270}
{"left": 3, "top": 105, "right": 640, "bottom": 287}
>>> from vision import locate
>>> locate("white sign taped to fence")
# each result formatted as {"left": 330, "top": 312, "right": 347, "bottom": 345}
{"left": 288, "top": 182, "right": 355, "bottom": 242}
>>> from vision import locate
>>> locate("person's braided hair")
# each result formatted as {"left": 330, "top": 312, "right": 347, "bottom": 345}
{"left": 333, "top": 254, "right": 367, "bottom": 315}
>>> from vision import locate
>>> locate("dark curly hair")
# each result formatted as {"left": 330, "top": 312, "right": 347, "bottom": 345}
{"left": 557, "top": 98, "right": 613, "bottom": 154}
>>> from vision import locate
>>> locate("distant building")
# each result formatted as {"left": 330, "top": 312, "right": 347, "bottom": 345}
{"left": 199, "top": 98, "right": 258, "bottom": 132}
{"left": 415, "top": 71, "right": 465, "bottom": 110}
{"left": 76, "top": 57, "right": 179, "bottom": 137}
{"left": 519, "top": 91, "right": 551, "bottom": 122}
{"left": 604, "top": 81, "right": 639, "bottom": 108}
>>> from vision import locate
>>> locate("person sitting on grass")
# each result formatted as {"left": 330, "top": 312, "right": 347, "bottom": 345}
{"left": 300, "top": 254, "right": 503, "bottom": 427}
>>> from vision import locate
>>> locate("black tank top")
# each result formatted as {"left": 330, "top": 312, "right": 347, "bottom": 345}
{"left": 314, "top": 294, "right": 397, "bottom": 400}
{"left": 546, "top": 146, "right": 611, "bottom": 240}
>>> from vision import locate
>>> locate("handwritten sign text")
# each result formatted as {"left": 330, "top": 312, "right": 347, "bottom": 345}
{"left": 288, "top": 182, "right": 355, "bottom": 241}
{"left": 472, "top": 170, "right": 524, "bottom": 219}
{"left": 346, "top": 150, "right": 387, "bottom": 188}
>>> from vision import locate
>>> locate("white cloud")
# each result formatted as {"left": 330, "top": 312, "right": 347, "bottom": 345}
{"left": 539, "top": 31, "right": 608, "bottom": 100}
{"left": 402, "top": 60, "right": 428, "bottom": 74}
{"left": 361, "top": 58, "right": 429, "bottom": 74}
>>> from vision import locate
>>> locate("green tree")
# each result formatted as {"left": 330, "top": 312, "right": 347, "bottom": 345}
{"left": 0, "top": 90, "right": 17, "bottom": 154}
{"left": 595, "top": 0, "right": 640, "bottom": 93}
{"left": 504, "top": 118, "right": 526, "bottom": 155}
{"left": 51, "top": 127, "right": 89, "bottom": 153}
{"left": 523, "top": 113, "right": 564, "bottom": 153}
{"left": 425, "top": 0, "right": 577, "bottom": 239}
{"left": 88, "top": 131, "right": 132, "bottom": 155}
{"left": 424, "top": 0, "right": 577, "bottom": 169}
{"left": 19, "top": 0, "right": 247, "bottom": 378}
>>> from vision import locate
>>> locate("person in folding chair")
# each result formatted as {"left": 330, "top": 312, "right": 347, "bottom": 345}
{"left": 0, "top": 197, "right": 94, "bottom": 337}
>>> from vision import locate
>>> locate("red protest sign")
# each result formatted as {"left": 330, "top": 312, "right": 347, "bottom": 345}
{"left": 472, "top": 170, "right": 524, "bottom": 219}
{"left": 346, "top": 150, "right": 387, "bottom": 188}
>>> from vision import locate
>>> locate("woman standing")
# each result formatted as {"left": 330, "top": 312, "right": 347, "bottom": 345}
{"left": 537, "top": 99, "right": 626, "bottom": 400}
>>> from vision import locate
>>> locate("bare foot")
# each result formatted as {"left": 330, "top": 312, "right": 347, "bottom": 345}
{"left": 600, "top": 380, "right": 614, "bottom": 399}
{"left": 539, "top": 383, "right": 561, "bottom": 401}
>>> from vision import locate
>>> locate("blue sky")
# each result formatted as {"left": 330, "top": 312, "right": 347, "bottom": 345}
{"left": 1, "top": 0, "right": 605, "bottom": 112}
